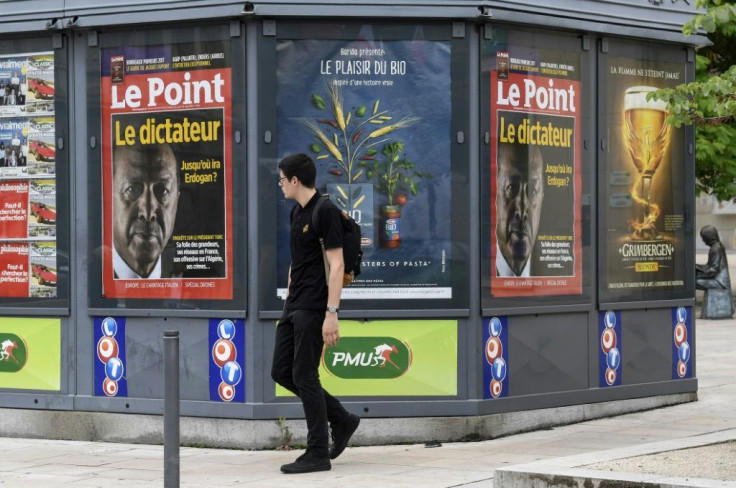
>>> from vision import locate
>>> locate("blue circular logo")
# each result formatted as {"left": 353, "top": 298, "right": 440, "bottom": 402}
{"left": 221, "top": 361, "right": 242, "bottom": 386}
{"left": 218, "top": 320, "right": 236, "bottom": 340}
{"left": 677, "top": 307, "right": 687, "bottom": 324}
{"left": 604, "top": 311, "right": 616, "bottom": 328}
{"left": 102, "top": 317, "right": 118, "bottom": 337}
{"left": 679, "top": 342, "right": 691, "bottom": 363}
{"left": 489, "top": 317, "right": 502, "bottom": 338}
{"left": 607, "top": 347, "right": 621, "bottom": 370}
{"left": 491, "top": 357, "right": 507, "bottom": 382}
{"left": 105, "top": 357, "right": 125, "bottom": 381}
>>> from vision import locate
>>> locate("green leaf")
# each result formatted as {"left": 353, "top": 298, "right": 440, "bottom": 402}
{"left": 311, "top": 94, "right": 326, "bottom": 110}
{"left": 701, "top": 14, "right": 717, "bottom": 32}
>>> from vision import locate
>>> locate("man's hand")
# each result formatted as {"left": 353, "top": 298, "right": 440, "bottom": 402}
{"left": 323, "top": 313, "right": 340, "bottom": 347}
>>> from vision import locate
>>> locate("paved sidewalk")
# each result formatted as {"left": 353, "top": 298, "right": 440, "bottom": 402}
{"left": 0, "top": 316, "right": 734, "bottom": 488}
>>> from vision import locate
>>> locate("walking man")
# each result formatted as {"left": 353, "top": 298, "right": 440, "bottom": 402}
{"left": 272, "top": 153, "right": 360, "bottom": 474}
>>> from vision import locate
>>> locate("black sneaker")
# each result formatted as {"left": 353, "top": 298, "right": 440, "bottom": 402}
{"left": 329, "top": 413, "right": 360, "bottom": 459}
{"left": 280, "top": 451, "right": 331, "bottom": 474}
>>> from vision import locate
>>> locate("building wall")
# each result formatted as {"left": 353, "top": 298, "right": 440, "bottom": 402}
{"left": 0, "top": 1, "right": 700, "bottom": 426}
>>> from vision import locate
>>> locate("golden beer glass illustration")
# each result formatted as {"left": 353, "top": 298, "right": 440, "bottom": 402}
{"left": 624, "top": 86, "right": 671, "bottom": 240}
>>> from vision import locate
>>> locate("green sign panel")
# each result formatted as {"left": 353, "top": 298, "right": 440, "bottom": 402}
{"left": 0, "top": 318, "right": 60, "bottom": 391}
{"left": 277, "top": 319, "right": 457, "bottom": 397}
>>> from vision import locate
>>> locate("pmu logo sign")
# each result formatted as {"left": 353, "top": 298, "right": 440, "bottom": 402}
{"left": 0, "top": 333, "right": 28, "bottom": 372}
{"left": 322, "top": 337, "right": 412, "bottom": 379}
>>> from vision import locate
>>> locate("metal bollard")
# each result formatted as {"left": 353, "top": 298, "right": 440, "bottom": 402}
{"left": 164, "top": 330, "right": 180, "bottom": 488}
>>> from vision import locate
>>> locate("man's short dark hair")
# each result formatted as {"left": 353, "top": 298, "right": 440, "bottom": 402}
{"left": 278, "top": 153, "right": 316, "bottom": 188}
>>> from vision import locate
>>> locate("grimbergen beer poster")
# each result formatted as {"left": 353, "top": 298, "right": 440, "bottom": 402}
{"left": 489, "top": 47, "right": 583, "bottom": 297}
{"left": 603, "top": 57, "right": 686, "bottom": 296}
{"left": 101, "top": 42, "right": 233, "bottom": 299}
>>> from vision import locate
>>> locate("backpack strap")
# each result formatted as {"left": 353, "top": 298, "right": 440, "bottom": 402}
{"left": 311, "top": 194, "right": 329, "bottom": 239}
{"left": 311, "top": 194, "right": 331, "bottom": 282}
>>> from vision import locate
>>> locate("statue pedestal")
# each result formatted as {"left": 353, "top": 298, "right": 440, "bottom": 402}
{"left": 702, "top": 288, "right": 734, "bottom": 319}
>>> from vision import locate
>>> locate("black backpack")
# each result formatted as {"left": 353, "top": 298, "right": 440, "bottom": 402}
{"left": 312, "top": 194, "right": 363, "bottom": 286}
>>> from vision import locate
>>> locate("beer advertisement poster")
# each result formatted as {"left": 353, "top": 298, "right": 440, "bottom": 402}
{"left": 275, "top": 39, "right": 453, "bottom": 301}
{"left": 489, "top": 47, "right": 583, "bottom": 297}
{"left": 603, "top": 57, "right": 686, "bottom": 297}
{"left": 100, "top": 42, "right": 233, "bottom": 300}
{"left": 0, "top": 52, "right": 58, "bottom": 299}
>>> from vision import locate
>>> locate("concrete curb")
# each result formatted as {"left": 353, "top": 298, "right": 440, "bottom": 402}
{"left": 0, "top": 392, "right": 695, "bottom": 450}
{"left": 495, "top": 429, "right": 736, "bottom": 488}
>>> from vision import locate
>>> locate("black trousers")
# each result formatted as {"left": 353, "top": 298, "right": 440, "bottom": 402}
{"left": 271, "top": 309, "right": 349, "bottom": 457}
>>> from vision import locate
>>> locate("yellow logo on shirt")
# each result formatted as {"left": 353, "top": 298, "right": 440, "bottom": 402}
{"left": 303, "top": 224, "right": 309, "bottom": 233}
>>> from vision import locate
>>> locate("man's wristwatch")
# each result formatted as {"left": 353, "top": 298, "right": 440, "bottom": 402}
{"left": 326, "top": 305, "right": 339, "bottom": 314}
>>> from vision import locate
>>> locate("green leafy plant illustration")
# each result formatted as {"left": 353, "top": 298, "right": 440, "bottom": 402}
{"left": 360, "top": 141, "right": 433, "bottom": 206}
{"left": 303, "top": 79, "right": 418, "bottom": 184}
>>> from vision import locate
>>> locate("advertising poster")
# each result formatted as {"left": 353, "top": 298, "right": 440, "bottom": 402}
{"left": 276, "top": 320, "right": 457, "bottom": 397}
{"left": 489, "top": 47, "right": 582, "bottom": 297}
{"left": 0, "top": 180, "right": 29, "bottom": 238}
{"left": 0, "top": 52, "right": 57, "bottom": 299}
{"left": 208, "top": 318, "right": 245, "bottom": 402}
{"left": 0, "top": 317, "right": 60, "bottom": 390}
{"left": 100, "top": 42, "right": 233, "bottom": 300}
{"left": 671, "top": 306, "right": 692, "bottom": 379}
{"left": 604, "top": 57, "right": 686, "bottom": 295}
{"left": 94, "top": 316, "right": 127, "bottom": 397}
{"left": 276, "top": 39, "right": 452, "bottom": 301}
{"left": 598, "top": 310, "right": 622, "bottom": 387}
{"left": 482, "top": 316, "right": 509, "bottom": 399}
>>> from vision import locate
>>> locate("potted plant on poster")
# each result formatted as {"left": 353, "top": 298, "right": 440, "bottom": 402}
{"left": 361, "top": 141, "right": 432, "bottom": 248}
{"left": 302, "top": 79, "right": 418, "bottom": 248}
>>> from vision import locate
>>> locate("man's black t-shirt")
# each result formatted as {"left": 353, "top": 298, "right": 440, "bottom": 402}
{"left": 285, "top": 191, "right": 343, "bottom": 311}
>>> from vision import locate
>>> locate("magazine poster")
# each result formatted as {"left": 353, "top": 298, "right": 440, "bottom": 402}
{"left": 0, "top": 52, "right": 57, "bottom": 298}
{"left": 489, "top": 47, "right": 583, "bottom": 297}
{"left": 100, "top": 42, "right": 233, "bottom": 300}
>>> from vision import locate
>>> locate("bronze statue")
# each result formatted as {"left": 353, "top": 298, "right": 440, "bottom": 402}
{"left": 697, "top": 225, "right": 733, "bottom": 319}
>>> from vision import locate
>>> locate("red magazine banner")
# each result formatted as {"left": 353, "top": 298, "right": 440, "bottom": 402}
{"left": 101, "top": 44, "right": 233, "bottom": 300}
{"left": 0, "top": 242, "right": 29, "bottom": 296}
{"left": 490, "top": 61, "right": 582, "bottom": 297}
{"left": 0, "top": 181, "right": 29, "bottom": 238}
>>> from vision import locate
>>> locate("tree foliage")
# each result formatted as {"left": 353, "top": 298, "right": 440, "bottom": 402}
{"left": 650, "top": 0, "right": 736, "bottom": 201}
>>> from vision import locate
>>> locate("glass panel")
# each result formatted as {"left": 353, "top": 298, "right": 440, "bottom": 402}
{"left": 88, "top": 25, "right": 245, "bottom": 311}
{"left": 259, "top": 22, "right": 470, "bottom": 313}
{"left": 481, "top": 27, "right": 591, "bottom": 309}
{"left": 0, "top": 50, "right": 61, "bottom": 301}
